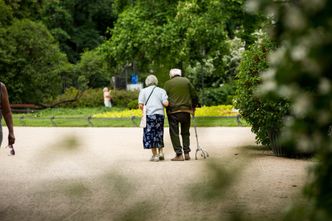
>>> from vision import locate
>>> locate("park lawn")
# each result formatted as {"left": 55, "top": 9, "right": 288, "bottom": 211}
{"left": 12, "top": 107, "right": 248, "bottom": 127}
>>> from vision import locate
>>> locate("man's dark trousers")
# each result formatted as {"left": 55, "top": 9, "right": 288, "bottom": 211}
{"left": 168, "top": 112, "right": 191, "bottom": 155}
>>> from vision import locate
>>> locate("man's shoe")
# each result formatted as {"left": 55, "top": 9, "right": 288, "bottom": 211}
{"left": 171, "top": 155, "right": 184, "bottom": 161}
{"left": 184, "top": 153, "right": 191, "bottom": 160}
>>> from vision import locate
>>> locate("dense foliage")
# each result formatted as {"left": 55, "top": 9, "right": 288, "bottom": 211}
{"left": 51, "top": 87, "right": 138, "bottom": 109}
{"left": 247, "top": 0, "right": 332, "bottom": 219}
{"left": 0, "top": 19, "right": 68, "bottom": 103}
{"left": 0, "top": 0, "right": 265, "bottom": 105}
{"left": 235, "top": 36, "right": 290, "bottom": 155}
{"left": 100, "top": 0, "right": 264, "bottom": 105}
{"left": 42, "top": 0, "right": 117, "bottom": 63}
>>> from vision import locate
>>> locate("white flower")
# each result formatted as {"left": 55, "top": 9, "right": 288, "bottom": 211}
{"left": 258, "top": 80, "right": 277, "bottom": 94}
{"left": 291, "top": 45, "right": 307, "bottom": 61}
{"left": 297, "top": 135, "right": 312, "bottom": 153}
{"left": 285, "top": 6, "right": 306, "bottom": 31}
{"left": 268, "top": 47, "right": 286, "bottom": 65}
{"left": 278, "top": 85, "right": 294, "bottom": 98}
{"left": 261, "top": 69, "right": 276, "bottom": 81}
{"left": 245, "top": 0, "right": 259, "bottom": 13}
{"left": 318, "top": 78, "right": 331, "bottom": 94}
{"left": 302, "top": 0, "right": 326, "bottom": 12}
{"left": 292, "top": 94, "right": 311, "bottom": 118}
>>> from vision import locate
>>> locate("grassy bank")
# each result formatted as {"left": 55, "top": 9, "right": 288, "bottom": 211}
{"left": 13, "top": 107, "right": 248, "bottom": 127}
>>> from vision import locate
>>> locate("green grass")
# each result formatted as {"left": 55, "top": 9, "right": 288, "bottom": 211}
{"left": 13, "top": 107, "right": 249, "bottom": 127}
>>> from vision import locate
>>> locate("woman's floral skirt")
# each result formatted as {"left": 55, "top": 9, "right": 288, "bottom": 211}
{"left": 143, "top": 114, "right": 164, "bottom": 149}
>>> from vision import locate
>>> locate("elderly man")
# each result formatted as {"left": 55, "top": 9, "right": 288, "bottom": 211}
{"left": 164, "top": 68, "right": 198, "bottom": 161}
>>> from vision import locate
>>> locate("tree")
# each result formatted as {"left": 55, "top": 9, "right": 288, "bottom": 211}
{"left": 0, "top": 0, "right": 13, "bottom": 26}
{"left": 75, "top": 49, "right": 112, "bottom": 89}
{"left": 0, "top": 19, "right": 69, "bottom": 103}
{"left": 100, "top": 0, "right": 264, "bottom": 102}
{"left": 42, "top": 0, "right": 117, "bottom": 63}
{"left": 3, "top": 0, "right": 45, "bottom": 20}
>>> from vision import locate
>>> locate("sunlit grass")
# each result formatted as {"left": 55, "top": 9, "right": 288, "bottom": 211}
{"left": 12, "top": 106, "right": 247, "bottom": 127}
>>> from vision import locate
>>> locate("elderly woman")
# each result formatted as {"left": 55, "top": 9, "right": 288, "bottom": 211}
{"left": 138, "top": 75, "right": 168, "bottom": 162}
{"left": 0, "top": 82, "right": 15, "bottom": 148}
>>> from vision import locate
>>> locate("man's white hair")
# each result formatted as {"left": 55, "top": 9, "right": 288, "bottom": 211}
{"left": 169, "top": 68, "right": 182, "bottom": 78}
{"left": 145, "top": 74, "right": 158, "bottom": 86}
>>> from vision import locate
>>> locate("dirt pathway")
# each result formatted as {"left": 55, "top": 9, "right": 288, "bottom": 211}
{"left": 0, "top": 127, "right": 310, "bottom": 221}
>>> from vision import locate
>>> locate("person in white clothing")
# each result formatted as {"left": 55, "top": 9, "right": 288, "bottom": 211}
{"left": 103, "top": 87, "right": 112, "bottom": 108}
{"left": 138, "top": 75, "right": 168, "bottom": 161}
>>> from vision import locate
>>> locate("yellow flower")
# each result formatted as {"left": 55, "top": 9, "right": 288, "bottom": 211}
{"left": 93, "top": 105, "right": 238, "bottom": 118}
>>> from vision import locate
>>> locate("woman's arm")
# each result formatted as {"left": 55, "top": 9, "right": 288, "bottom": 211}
{"left": 161, "top": 88, "right": 169, "bottom": 107}
{"left": 162, "top": 100, "right": 169, "bottom": 107}
{"left": 1, "top": 83, "right": 15, "bottom": 145}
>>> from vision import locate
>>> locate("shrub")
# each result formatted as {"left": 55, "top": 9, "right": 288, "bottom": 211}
{"left": 200, "top": 84, "right": 235, "bottom": 106}
{"left": 252, "top": 0, "right": 332, "bottom": 218}
{"left": 235, "top": 36, "right": 291, "bottom": 156}
{"left": 1, "top": 19, "right": 69, "bottom": 103}
{"left": 50, "top": 87, "right": 139, "bottom": 108}
{"left": 127, "top": 100, "right": 138, "bottom": 110}
{"left": 111, "top": 90, "right": 139, "bottom": 108}
{"left": 49, "top": 87, "right": 103, "bottom": 108}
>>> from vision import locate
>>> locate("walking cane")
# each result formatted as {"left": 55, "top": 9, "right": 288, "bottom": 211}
{"left": 192, "top": 114, "right": 209, "bottom": 160}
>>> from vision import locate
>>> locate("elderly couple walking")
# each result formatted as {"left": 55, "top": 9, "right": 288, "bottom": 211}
{"left": 138, "top": 69, "right": 199, "bottom": 162}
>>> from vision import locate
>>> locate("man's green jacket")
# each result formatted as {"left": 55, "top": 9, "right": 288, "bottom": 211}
{"left": 164, "top": 76, "right": 198, "bottom": 113}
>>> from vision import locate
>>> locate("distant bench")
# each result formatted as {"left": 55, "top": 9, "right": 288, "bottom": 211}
{"left": 10, "top": 104, "right": 41, "bottom": 113}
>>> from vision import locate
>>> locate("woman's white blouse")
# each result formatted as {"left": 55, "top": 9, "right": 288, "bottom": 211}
{"left": 138, "top": 86, "right": 168, "bottom": 115}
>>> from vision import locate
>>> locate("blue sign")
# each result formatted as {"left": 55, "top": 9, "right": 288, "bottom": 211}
{"left": 131, "top": 73, "right": 138, "bottom": 84}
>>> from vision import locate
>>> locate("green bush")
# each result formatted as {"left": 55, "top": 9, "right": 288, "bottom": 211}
{"left": 252, "top": 1, "right": 332, "bottom": 219}
{"left": 235, "top": 36, "right": 290, "bottom": 156}
{"left": 75, "top": 49, "right": 111, "bottom": 89}
{"left": 50, "top": 87, "right": 139, "bottom": 108}
{"left": 49, "top": 87, "right": 102, "bottom": 108}
{"left": 111, "top": 90, "right": 139, "bottom": 108}
{"left": 127, "top": 100, "right": 138, "bottom": 110}
{"left": 0, "top": 19, "right": 69, "bottom": 103}
{"left": 200, "top": 84, "right": 235, "bottom": 106}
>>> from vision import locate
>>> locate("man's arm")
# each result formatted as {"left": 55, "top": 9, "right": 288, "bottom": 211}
{"left": 188, "top": 81, "right": 199, "bottom": 108}
{"left": 1, "top": 83, "right": 15, "bottom": 145}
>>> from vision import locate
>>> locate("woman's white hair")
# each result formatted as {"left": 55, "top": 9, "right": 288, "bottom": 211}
{"left": 145, "top": 74, "right": 158, "bottom": 86}
{"left": 169, "top": 68, "right": 182, "bottom": 78}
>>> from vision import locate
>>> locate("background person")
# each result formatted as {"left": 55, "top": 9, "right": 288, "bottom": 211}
{"left": 164, "top": 68, "right": 198, "bottom": 161}
{"left": 103, "top": 87, "right": 112, "bottom": 108}
{"left": 0, "top": 82, "right": 15, "bottom": 147}
{"left": 138, "top": 75, "right": 168, "bottom": 162}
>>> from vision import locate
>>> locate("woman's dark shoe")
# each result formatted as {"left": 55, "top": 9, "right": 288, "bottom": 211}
{"left": 184, "top": 153, "right": 191, "bottom": 160}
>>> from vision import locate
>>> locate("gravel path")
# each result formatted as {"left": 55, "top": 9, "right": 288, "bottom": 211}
{"left": 0, "top": 127, "right": 310, "bottom": 221}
